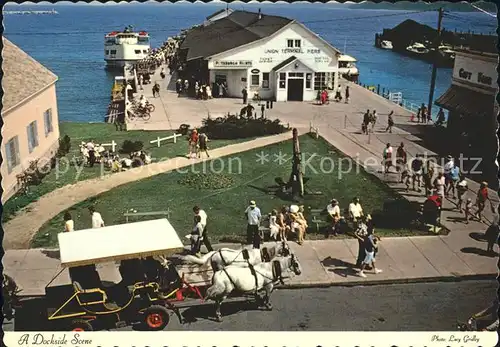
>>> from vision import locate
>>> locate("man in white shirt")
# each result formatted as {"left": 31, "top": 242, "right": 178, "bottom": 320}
{"left": 245, "top": 200, "right": 262, "bottom": 249}
{"left": 348, "top": 197, "right": 364, "bottom": 227}
{"left": 326, "top": 199, "right": 341, "bottom": 237}
{"left": 89, "top": 206, "right": 104, "bottom": 228}
{"left": 193, "top": 206, "right": 212, "bottom": 252}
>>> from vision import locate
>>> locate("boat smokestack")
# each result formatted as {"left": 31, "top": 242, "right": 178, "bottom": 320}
{"left": 258, "top": 8, "right": 262, "bottom": 20}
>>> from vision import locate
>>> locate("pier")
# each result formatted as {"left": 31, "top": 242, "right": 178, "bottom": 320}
{"left": 3, "top": 10, "right": 59, "bottom": 15}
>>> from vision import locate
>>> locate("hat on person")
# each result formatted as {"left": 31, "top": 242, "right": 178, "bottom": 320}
{"left": 366, "top": 214, "right": 372, "bottom": 221}
{"left": 250, "top": 200, "right": 256, "bottom": 207}
{"left": 331, "top": 199, "right": 338, "bottom": 205}
{"left": 290, "top": 205, "right": 299, "bottom": 214}
{"left": 446, "top": 155, "right": 453, "bottom": 160}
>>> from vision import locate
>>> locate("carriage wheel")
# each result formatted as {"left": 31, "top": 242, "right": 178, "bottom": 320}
{"left": 69, "top": 319, "right": 93, "bottom": 331}
{"left": 143, "top": 305, "right": 170, "bottom": 331}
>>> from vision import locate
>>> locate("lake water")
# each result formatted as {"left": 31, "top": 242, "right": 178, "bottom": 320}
{"left": 3, "top": 3, "right": 495, "bottom": 122}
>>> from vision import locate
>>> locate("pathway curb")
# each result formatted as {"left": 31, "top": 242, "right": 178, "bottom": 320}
{"left": 277, "top": 273, "right": 497, "bottom": 290}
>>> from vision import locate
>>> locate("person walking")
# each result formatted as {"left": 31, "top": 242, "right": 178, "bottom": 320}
{"left": 435, "top": 108, "right": 446, "bottom": 127}
{"left": 456, "top": 176, "right": 468, "bottom": 212}
{"left": 447, "top": 162, "right": 460, "bottom": 199}
{"left": 335, "top": 85, "right": 342, "bottom": 102}
{"left": 193, "top": 206, "right": 212, "bottom": 252}
{"left": 382, "top": 143, "right": 393, "bottom": 174}
{"left": 345, "top": 85, "right": 350, "bottom": 104}
{"left": 484, "top": 221, "right": 499, "bottom": 254}
{"left": 245, "top": 201, "right": 262, "bottom": 248}
{"left": 443, "top": 155, "right": 454, "bottom": 197}
{"left": 356, "top": 227, "right": 382, "bottom": 277}
{"left": 422, "top": 159, "right": 434, "bottom": 196}
{"left": 260, "top": 104, "right": 265, "bottom": 118}
{"left": 433, "top": 172, "right": 446, "bottom": 202}
{"left": 371, "top": 110, "right": 378, "bottom": 132}
{"left": 385, "top": 111, "right": 395, "bottom": 133}
{"left": 396, "top": 142, "right": 407, "bottom": 183}
{"left": 242, "top": 87, "right": 248, "bottom": 104}
{"left": 191, "top": 215, "right": 203, "bottom": 256}
{"left": 362, "top": 109, "right": 370, "bottom": 135}
{"left": 354, "top": 219, "right": 368, "bottom": 269}
{"left": 197, "top": 132, "right": 210, "bottom": 159}
{"left": 64, "top": 212, "right": 74, "bottom": 232}
{"left": 187, "top": 129, "right": 199, "bottom": 159}
{"left": 475, "top": 182, "right": 492, "bottom": 223}
{"left": 89, "top": 206, "right": 104, "bottom": 228}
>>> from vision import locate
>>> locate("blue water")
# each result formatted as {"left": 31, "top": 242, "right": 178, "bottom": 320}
{"left": 3, "top": 3, "right": 496, "bottom": 122}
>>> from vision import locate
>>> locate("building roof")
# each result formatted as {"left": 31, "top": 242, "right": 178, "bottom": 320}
{"left": 272, "top": 56, "right": 298, "bottom": 72}
{"left": 206, "top": 8, "right": 233, "bottom": 21}
{"left": 2, "top": 37, "right": 58, "bottom": 114}
{"left": 435, "top": 84, "right": 495, "bottom": 118}
{"left": 181, "top": 10, "right": 293, "bottom": 61}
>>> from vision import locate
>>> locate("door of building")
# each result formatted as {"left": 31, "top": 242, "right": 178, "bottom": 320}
{"left": 287, "top": 79, "right": 304, "bottom": 101}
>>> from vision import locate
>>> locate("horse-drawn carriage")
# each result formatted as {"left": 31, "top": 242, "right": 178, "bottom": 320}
{"left": 12, "top": 219, "right": 301, "bottom": 330}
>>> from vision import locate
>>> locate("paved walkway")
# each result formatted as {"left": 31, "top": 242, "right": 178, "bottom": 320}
{"left": 4, "top": 237, "right": 497, "bottom": 297}
{"left": 2, "top": 131, "right": 302, "bottom": 249}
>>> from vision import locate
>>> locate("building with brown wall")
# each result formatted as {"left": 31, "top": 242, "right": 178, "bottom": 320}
{"left": 2, "top": 37, "right": 60, "bottom": 202}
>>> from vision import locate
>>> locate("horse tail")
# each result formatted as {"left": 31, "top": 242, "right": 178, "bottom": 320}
{"left": 182, "top": 251, "right": 215, "bottom": 265}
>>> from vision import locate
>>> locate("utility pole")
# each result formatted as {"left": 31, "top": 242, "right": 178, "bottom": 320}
{"left": 427, "top": 7, "right": 444, "bottom": 118}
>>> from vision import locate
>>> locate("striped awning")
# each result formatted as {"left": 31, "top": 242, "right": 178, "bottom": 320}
{"left": 435, "top": 84, "right": 496, "bottom": 118}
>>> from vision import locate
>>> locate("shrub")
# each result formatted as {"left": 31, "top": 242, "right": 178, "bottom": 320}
{"left": 200, "top": 114, "right": 288, "bottom": 140}
{"left": 120, "top": 140, "right": 144, "bottom": 153}
{"left": 56, "top": 135, "right": 71, "bottom": 158}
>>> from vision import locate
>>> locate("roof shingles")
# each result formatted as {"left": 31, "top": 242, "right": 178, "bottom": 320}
{"left": 2, "top": 37, "right": 58, "bottom": 113}
{"left": 181, "top": 11, "right": 293, "bottom": 61}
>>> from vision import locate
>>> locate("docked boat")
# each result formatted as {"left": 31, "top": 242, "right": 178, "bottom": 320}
{"left": 380, "top": 40, "right": 393, "bottom": 50}
{"left": 438, "top": 45, "right": 455, "bottom": 61}
{"left": 338, "top": 54, "right": 359, "bottom": 82}
{"left": 104, "top": 26, "right": 151, "bottom": 69}
{"left": 406, "top": 42, "right": 429, "bottom": 56}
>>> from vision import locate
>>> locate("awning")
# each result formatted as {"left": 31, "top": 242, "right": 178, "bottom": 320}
{"left": 58, "top": 219, "right": 184, "bottom": 268}
{"left": 271, "top": 56, "right": 315, "bottom": 73}
{"left": 338, "top": 54, "right": 357, "bottom": 62}
{"left": 435, "top": 84, "right": 495, "bottom": 118}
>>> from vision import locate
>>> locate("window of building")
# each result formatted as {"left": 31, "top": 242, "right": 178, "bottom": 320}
{"left": 295, "top": 40, "right": 301, "bottom": 48}
{"left": 143, "top": 50, "right": 148, "bottom": 54}
{"left": 27, "top": 121, "right": 39, "bottom": 153}
{"left": 262, "top": 73, "right": 270, "bottom": 89}
{"left": 105, "top": 50, "right": 109, "bottom": 55}
{"left": 110, "top": 50, "right": 117, "bottom": 55}
{"left": 44, "top": 109, "right": 53, "bottom": 136}
{"left": 306, "top": 73, "right": 312, "bottom": 89}
{"left": 288, "top": 72, "right": 304, "bottom": 78}
{"left": 279, "top": 73, "right": 286, "bottom": 89}
{"left": 5, "top": 136, "right": 20, "bottom": 173}
{"left": 287, "top": 39, "right": 294, "bottom": 48}
{"left": 251, "top": 74, "right": 260, "bottom": 86}
{"left": 314, "top": 72, "right": 327, "bottom": 91}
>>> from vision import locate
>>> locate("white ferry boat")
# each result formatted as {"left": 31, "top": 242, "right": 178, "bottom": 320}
{"left": 338, "top": 54, "right": 359, "bottom": 82}
{"left": 104, "top": 26, "right": 151, "bottom": 69}
{"left": 380, "top": 40, "right": 393, "bottom": 50}
{"left": 406, "top": 42, "right": 429, "bottom": 56}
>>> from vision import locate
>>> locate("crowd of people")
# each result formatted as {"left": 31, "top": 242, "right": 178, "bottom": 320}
{"left": 316, "top": 85, "right": 350, "bottom": 105}
{"left": 380, "top": 142, "right": 495, "bottom": 226}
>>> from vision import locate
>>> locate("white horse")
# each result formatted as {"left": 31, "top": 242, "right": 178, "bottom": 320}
{"left": 181, "top": 241, "right": 291, "bottom": 271}
{"left": 205, "top": 254, "right": 302, "bottom": 322}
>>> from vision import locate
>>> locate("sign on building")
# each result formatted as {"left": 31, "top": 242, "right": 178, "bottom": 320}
{"left": 213, "top": 60, "right": 253, "bottom": 69}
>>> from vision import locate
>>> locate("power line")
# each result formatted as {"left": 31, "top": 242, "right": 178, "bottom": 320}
{"left": 469, "top": 3, "right": 497, "bottom": 18}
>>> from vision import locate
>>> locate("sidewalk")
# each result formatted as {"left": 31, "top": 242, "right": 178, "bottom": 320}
{"left": 4, "top": 237, "right": 497, "bottom": 297}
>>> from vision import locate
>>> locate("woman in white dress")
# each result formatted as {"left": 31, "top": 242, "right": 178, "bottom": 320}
{"left": 64, "top": 212, "right": 74, "bottom": 232}
{"left": 269, "top": 210, "right": 280, "bottom": 240}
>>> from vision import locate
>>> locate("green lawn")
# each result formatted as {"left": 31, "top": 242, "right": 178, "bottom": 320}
{"left": 33, "top": 135, "right": 430, "bottom": 248}
{"left": 3, "top": 122, "right": 253, "bottom": 223}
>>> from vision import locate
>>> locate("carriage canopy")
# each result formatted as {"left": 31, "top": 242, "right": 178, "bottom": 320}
{"left": 58, "top": 218, "right": 184, "bottom": 268}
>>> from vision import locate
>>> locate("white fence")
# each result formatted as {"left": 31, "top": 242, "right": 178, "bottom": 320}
{"left": 101, "top": 140, "right": 117, "bottom": 153}
{"left": 150, "top": 133, "right": 183, "bottom": 147}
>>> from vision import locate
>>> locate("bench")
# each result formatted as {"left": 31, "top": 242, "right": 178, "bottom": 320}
{"left": 259, "top": 215, "right": 271, "bottom": 240}
{"left": 308, "top": 208, "right": 329, "bottom": 233}
{"left": 123, "top": 210, "right": 171, "bottom": 223}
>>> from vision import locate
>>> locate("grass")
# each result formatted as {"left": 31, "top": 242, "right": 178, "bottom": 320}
{"left": 3, "top": 122, "right": 254, "bottom": 223}
{"left": 33, "top": 135, "right": 434, "bottom": 248}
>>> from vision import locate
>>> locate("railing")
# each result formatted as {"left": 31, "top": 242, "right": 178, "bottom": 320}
{"left": 150, "top": 133, "right": 183, "bottom": 147}
{"left": 356, "top": 80, "right": 440, "bottom": 119}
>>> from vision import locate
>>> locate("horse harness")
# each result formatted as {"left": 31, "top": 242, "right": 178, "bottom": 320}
{"left": 221, "top": 259, "right": 284, "bottom": 295}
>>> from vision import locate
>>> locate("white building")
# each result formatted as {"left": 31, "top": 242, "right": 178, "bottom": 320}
{"left": 180, "top": 10, "right": 341, "bottom": 102}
